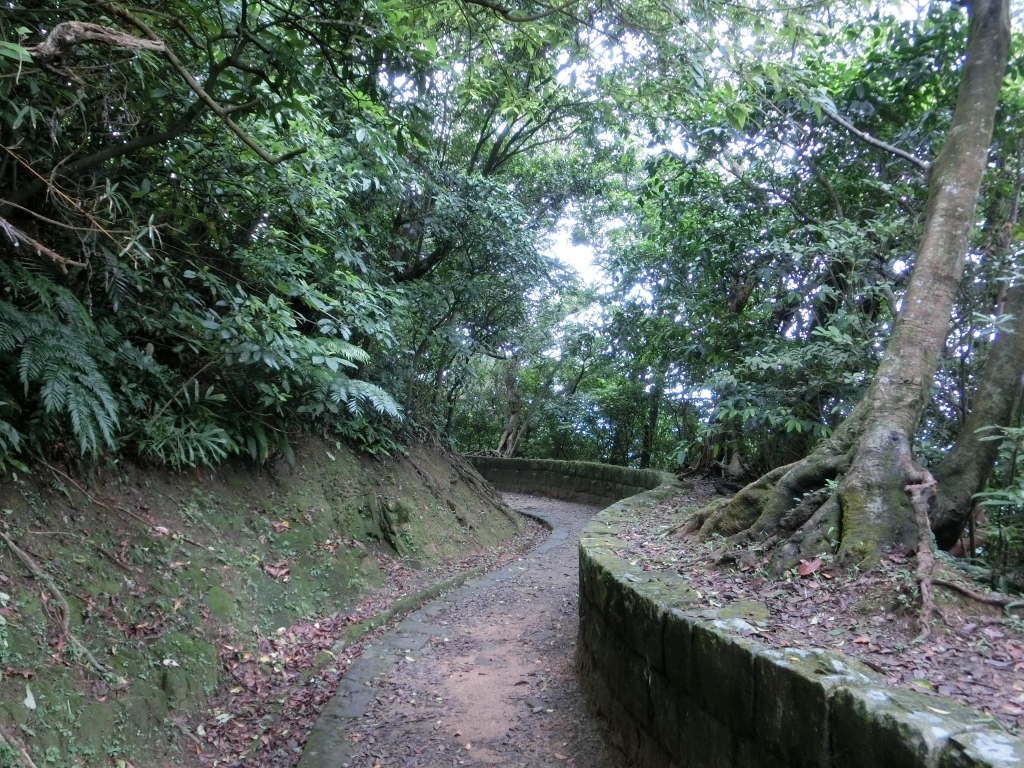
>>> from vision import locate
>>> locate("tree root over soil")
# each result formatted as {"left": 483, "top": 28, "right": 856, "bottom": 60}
{"left": 933, "top": 577, "right": 1024, "bottom": 612}
{"left": 0, "top": 531, "right": 113, "bottom": 681}
{"left": 906, "top": 471, "right": 938, "bottom": 642}
{"left": 674, "top": 419, "right": 859, "bottom": 572}
{"left": 0, "top": 724, "right": 39, "bottom": 768}
{"left": 41, "top": 460, "right": 212, "bottom": 552}
{"left": 675, "top": 418, "right": 1019, "bottom": 640}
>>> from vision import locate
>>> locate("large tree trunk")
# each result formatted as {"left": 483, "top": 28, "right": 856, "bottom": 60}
{"left": 691, "top": 0, "right": 1011, "bottom": 569}
{"left": 931, "top": 283, "right": 1024, "bottom": 548}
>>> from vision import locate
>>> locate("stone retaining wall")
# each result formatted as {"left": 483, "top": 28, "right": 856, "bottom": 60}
{"left": 471, "top": 457, "right": 1024, "bottom": 768}
{"left": 469, "top": 456, "right": 666, "bottom": 508}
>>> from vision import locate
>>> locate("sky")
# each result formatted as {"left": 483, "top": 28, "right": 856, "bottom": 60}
{"left": 547, "top": 220, "right": 603, "bottom": 286}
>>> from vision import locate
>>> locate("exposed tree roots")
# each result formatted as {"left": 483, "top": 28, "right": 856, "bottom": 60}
{"left": 906, "top": 471, "right": 938, "bottom": 642}
{"left": 933, "top": 577, "right": 1024, "bottom": 612}
{"left": 0, "top": 724, "right": 38, "bottom": 768}
{"left": 40, "top": 460, "right": 211, "bottom": 552}
{"left": 675, "top": 431, "right": 856, "bottom": 573}
{"left": 0, "top": 532, "right": 112, "bottom": 681}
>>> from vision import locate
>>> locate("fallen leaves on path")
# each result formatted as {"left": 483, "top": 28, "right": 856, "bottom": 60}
{"left": 188, "top": 518, "right": 547, "bottom": 768}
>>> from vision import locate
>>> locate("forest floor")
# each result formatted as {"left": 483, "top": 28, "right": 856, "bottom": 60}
{"left": 620, "top": 479, "right": 1024, "bottom": 734}
{"left": 299, "top": 493, "right": 618, "bottom": 768}
{"left": 186, "top": 510, "right": 551, "bottom": 768}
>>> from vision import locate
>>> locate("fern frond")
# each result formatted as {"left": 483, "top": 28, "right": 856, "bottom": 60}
{"left": 137, "top": 416, "right": 234, "bottom": 468}
{"left": 8, "top": 306, "right": 119, "bottom": 455}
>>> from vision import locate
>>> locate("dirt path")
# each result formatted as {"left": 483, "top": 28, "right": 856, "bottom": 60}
{"left": 299, "top": 493, "right": 619, "bottom": 768}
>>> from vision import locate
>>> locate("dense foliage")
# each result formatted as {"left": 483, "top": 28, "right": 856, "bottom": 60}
{"left": 3, "top": 0, "right": 1023, "bottom": 568}
{"left": 0, "top": 0, "right": 600, "bottom": 467}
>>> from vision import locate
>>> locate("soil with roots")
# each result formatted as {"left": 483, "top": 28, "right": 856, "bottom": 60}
{"left": 627, "top": 481, "right": 1024, "bottom": 733}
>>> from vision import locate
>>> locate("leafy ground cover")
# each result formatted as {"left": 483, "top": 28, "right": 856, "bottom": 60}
{"left": 613, "top": 481, "right": 1024, "bottom": 733}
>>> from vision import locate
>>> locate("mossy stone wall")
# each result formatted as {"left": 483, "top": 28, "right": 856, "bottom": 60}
{"left": 469, "top": 457, "right": 667, "bottom": 508}
{"left": 472, "top": 457, "right": 1024, "bottom": 768}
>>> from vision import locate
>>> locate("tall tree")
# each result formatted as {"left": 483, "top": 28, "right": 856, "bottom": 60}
{"left": 693, "top": 0, "right": 1012, "bottom": 567}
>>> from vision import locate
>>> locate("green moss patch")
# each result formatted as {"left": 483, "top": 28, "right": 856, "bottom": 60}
{"left": 0, "top": 440, "right": 521, "bottom": 766}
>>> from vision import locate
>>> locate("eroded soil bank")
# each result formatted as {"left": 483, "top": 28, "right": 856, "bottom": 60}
{"left": 0, "top": 440, "right": 526, "bottom": 767}
{"left": 302, "top": 493, "right": 619, "bottom": 768}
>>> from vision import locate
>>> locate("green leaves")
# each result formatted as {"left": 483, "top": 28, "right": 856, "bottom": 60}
{"left": 0, "top": 41, "right": 31, "bottom": 62}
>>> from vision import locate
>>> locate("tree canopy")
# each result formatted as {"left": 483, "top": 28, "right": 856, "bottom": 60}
{"left": 2, "top": 0, "right": 1022, "bottom": 571}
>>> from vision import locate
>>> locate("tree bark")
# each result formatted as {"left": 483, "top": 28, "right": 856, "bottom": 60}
{"left": 496, "top": 359, "right": 522, "bottom": 457}
{"left": 692, "top": 0, "right": 1011, "bottom": 569}
{"left": 931, "top": 282, "right": 1024, "bottom": 549}
{"left": 817, "top": 0, "right": 1007, "bottom": 564}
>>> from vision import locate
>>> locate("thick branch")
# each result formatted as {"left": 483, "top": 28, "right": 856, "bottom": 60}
{"left": 461, "top": 0, "right": 582, "bottom": 22}
{"left": 823, "top": 108, "right": 931, "bottom": 173}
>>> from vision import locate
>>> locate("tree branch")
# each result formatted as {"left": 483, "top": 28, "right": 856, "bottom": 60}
{"left": 93, "top": 1, "right": 305, "bottom": 165}
{"left": 3, "top": 98, "right": 208, "bottom": 211}
{"left": 823, "top": 108, "right": 930, "bottom": 173}
{"left": 25, "top": 20, "right": 166, "bottom": 63}
{"left": 721, "top": 157, "right": 821, "bottom": 226}
{"left": 0, "top": 213, "right": 86, "bottom": 270}
{"left": 461, "top": 0, "right": 582, "bottom": 23}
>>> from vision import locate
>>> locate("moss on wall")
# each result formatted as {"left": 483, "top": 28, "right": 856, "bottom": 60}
{"left": 478, "top": 457, "right": 1024, "bottom": 768}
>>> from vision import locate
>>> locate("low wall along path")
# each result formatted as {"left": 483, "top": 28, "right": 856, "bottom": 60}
{"left": 471, "top": 457, "right": 1024, "bottom": 768}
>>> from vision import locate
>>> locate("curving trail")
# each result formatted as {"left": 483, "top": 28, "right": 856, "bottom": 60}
{"left": 300, "top": 493, "right": 618, "bottom": 768}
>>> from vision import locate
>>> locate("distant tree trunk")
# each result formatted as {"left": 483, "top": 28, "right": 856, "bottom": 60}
{"left": 443, "top": 383, "right": 461, "bottom": 437}
{"left": 932, "top": 282, "right": 1024, "bottom": 548}
{"left": 640, "top": 370, "right": 665, "bottom": 469}
{"left": 692, "top": 0, "right": 1011, "bottom": 569}
{"left": 496, "top": 359, "right": 522, "bottom": 457}
{"left": 608, "top": 423, "right": 631, "bottom": 466}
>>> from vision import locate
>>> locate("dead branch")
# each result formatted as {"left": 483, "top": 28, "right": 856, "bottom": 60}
{"left": 0, "top": 531, "right": 111, "bottom": 680}
{"left": 906, "top": 471, "right": 937, "bottom": 642}
{"left": 823, "top": 108, "right": 931, "bottom": 173}
{"left": 0, "top": 213, "right": 86, "bottom": 270}
{"left": 25, "top": 20, "right": 165, "bottom": 63}
{"left": 0, "top": 724, "right": 39, "bottom": 768}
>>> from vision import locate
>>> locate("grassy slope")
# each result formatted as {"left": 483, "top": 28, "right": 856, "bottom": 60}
{"left": 0, "top": 440, "right": 521, "bottom": 767}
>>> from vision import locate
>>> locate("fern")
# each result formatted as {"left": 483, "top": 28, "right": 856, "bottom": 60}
{"left": 309, "top": 372, "right": 402, "bottom": 420}
{"left": 0, "top": 293, "right": 119, "bottom": 456}
{"left": 137, "top": 416, "right": 233, "bottom": 468}
{"left": 0, "top": 405, "right": 26, "bottom": 473}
